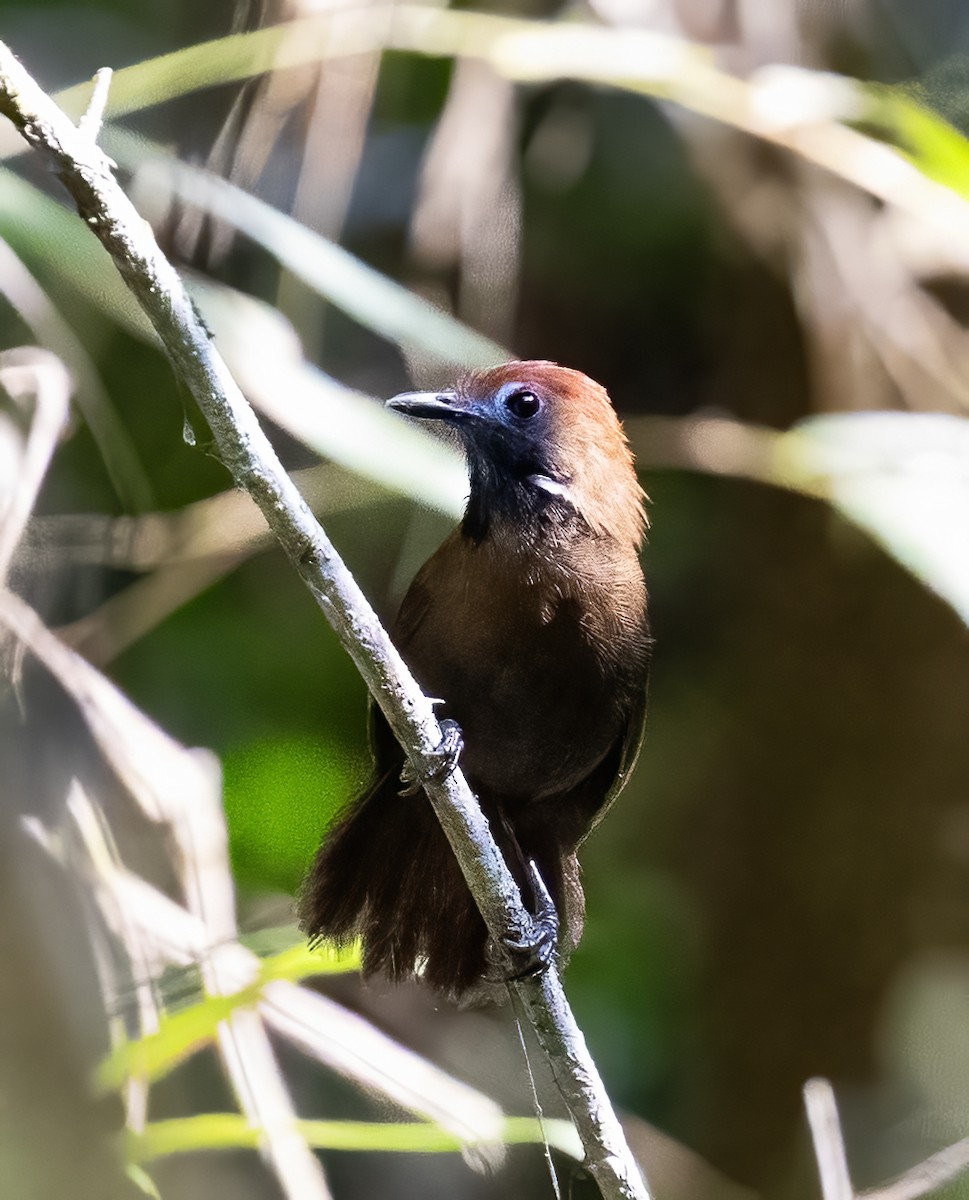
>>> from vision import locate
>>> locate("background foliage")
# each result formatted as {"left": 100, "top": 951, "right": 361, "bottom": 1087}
{"left": 4, "top": 1, "right": 969, "bottom": 1198}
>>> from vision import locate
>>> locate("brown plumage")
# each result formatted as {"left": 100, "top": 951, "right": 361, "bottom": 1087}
{"left": 299, "top": 361, "right": 650, "bottom": 999}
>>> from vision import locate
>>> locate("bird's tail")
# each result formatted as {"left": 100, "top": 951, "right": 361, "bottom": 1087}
{"left": 298, "top": 769, "right": 493, "bottom": 997}
{"left": 300, "top": 769, "right": 587, "bottom": 998}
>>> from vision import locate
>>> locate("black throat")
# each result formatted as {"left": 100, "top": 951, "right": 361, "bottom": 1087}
{"left": 461, "top": 457, "right": 575, "bottom": 545}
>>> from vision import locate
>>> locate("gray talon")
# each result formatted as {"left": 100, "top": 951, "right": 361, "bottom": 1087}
{"left": 398, "top": 719, "right": 464, "bottom": 797}
{"left": 489, "top": 860, "right": 560, "bottom": 981}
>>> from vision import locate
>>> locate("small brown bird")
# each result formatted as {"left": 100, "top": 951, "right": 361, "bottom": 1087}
{"left": 300, "top": 361, "right": 650, "bottom": 998}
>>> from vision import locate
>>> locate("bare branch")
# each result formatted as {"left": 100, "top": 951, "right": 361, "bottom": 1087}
{"left": 0, "top": 40, "right": 649, "bottom": 1200}
{"left": 804, "top": 1078, "right": 854, "bottom": 1200}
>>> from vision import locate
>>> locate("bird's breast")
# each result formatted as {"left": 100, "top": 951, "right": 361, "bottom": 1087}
{"left": 395, "top": 532, "right": 647, "bottom": 802}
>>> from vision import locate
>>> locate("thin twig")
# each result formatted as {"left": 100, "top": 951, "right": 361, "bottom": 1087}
{"left": 0, "top": 41, "right": 649, "bottom": 1200}
{"left": 861, "top": 1136, "right": 969, "bottom": 1200}
{"left": 803, "top": 1076, "right": 969, "bottom": 1200}
{"left": 804, "top": 1078, "right": 854, "bottom": 1200}
{"left": 0, "top": 348, "right": 71, "bottom": 584}
{"left": 77, "top": 66, "right": 112, "bottom": 141}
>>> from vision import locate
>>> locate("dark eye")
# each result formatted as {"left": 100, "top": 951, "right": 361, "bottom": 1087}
{"left": 505, "top": 389, "right": 541, "bottom": 420}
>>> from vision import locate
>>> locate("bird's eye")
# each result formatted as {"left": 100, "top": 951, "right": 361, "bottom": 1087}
{"left": 504, "top": 389, "right": 541, "bottom": 420}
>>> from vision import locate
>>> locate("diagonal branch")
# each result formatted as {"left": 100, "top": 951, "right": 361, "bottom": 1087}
{"left": 0, "top": 41, "right": 649, "bottom": 1200}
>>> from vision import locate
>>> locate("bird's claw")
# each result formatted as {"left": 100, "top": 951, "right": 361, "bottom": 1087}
{"left": 488, "top": 860, "right": 560, "bottom": 981}
{"left": 399, "top": 719, "right": 464, "bottom": 797}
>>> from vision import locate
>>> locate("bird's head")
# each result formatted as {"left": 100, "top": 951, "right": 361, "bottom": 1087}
{"left": 388, "top": 361, "right": 646, "bottom": 547}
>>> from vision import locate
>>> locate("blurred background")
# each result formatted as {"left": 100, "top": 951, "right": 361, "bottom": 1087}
{"left": 3, "top": 0, "right": 969, "bottom": 1198}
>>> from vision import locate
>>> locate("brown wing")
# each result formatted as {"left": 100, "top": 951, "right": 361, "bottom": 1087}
{"left": 392, "top": 528, "right": 466, "bottom": 652}
{"left": 364, "top": 544, "right": 454, "bottom": 771}
{"left": 578, "top": 675, "right": 649, "bottom": 844}
{"left": 392, "top": 573, "right": 434, "bottom": 651}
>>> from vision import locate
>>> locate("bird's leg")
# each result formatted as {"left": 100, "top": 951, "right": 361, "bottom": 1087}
{"left": 398, "top": 717, "right": 464, "bottom": 797}
{"left": 487, "top": 860, "right": 560, "bottom": 981}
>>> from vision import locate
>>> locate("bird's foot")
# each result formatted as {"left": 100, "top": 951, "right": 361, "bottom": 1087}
{"left": 399, "top": 718, "right": 464, "bottom": 797}
{"left": 488, "top": 861, "right": 560, "bottom": 981}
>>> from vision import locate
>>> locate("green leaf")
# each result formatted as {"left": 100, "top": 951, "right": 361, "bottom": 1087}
{"left": 97, "top": 937, "right": 359, "bottom": 1092}
{"left": 125, "top": 1164, "right": 161, "bottom": 1199}
{"left": 109, "top": 134, "right": 505, "bottom": 369}
{"left": 52, "top": 20, "right": 373, "bottom": 124}
{"left": 863, "top": 84, "right": 969, "bottom": 198}
{"left": 0, "top": 168, "right": 153, "bottom": 341}
{"left": 633, "top": 411, "right": 969, "bottom": 631}
{"left": 184, "top": 278, "right": 467, "bottom": 518}
{"left": 779, "top": 412, "right": 969, "bottom": 627}
{"left": 128, "top": 1113, "right": 581, "bottom": 1160}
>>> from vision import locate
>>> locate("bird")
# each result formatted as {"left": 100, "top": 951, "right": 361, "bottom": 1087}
{"left": 299, "top": 360, "right": 650, "bottom": 999}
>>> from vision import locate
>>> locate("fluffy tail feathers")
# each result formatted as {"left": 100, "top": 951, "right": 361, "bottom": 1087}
{"left": 299, "top": 768, "right": 492, "bottom": 996}
{"left": 298, "top": 770, "right": 586, "bottom": 999}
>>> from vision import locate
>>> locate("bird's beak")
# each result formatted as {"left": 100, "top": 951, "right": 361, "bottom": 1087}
{"left": 386, "top": 389, "right": 474, "bottom": 423}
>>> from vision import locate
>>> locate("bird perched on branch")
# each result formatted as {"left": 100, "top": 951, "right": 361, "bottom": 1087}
{"left": 299, "top": 361, "right": 650, "bottom": 999}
